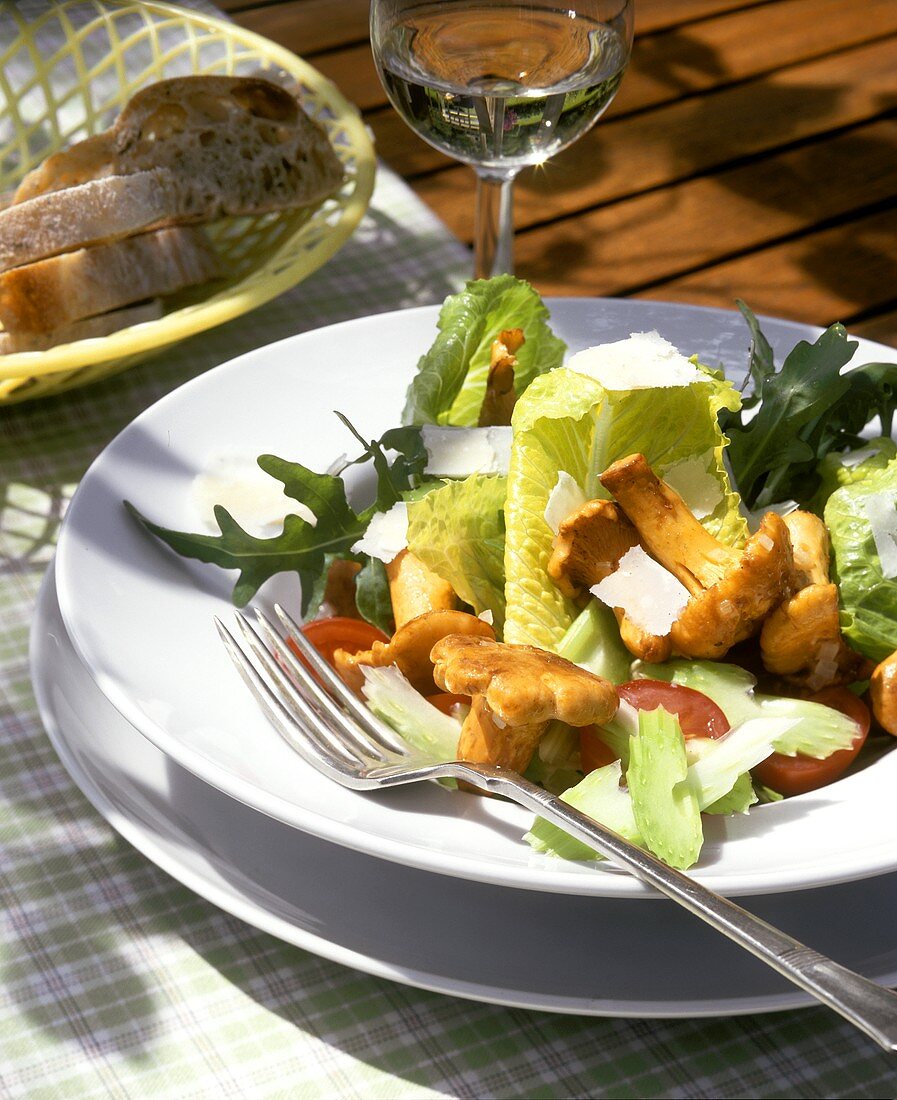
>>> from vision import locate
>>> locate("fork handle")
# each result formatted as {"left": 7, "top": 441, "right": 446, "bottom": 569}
{"left": 458, "top": 765, "right": 897, "bottom": 1050}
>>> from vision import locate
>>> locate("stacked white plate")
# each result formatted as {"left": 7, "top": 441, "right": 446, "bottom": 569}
{"left": 33, "top": 299, "right": 897, "bottom": 1016}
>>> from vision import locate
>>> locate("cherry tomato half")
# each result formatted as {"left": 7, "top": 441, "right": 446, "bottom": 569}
{"left": 751, "top": 686, "right": 871, "bottom": 797}
{"left": 579, "top": 725, "right": 621, "bottom": 774}
{"left": 426, "top": 692, "right": 470, "bottom": 717}
{"left": 289, "top": 616, "right": 389, "bottom": 670}
{"left": 617, "top": 680, "right": 731, "bottom": 740}
{"left": 578, "top": 680, "right": 730, "bottom": 775}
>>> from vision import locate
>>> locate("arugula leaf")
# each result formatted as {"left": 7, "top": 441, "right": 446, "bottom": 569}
{"left": 355, "top": 556, "right": 395, "bottom": 634}
{"left": 725, "top": 321, "right": 854, "bottom": 508}
{"left": 735, "top": 298, "right": 775, "bottom": 410}
{"left": 126, "top": 413, "right": 431, "bottom": 622}
{"left": 380, "top": 426, "right": 429, "bottom": 488}
{"left": 335, "top": 414, "right": 427, "bottom": 512}
{"left": 402, "top": 276, "right": 566, "bottom": 426}
{"left": 126, "top": 453, "right": 368, "bottom": 611}
{"left": 725, "top": 304, "right": 897, "bottom": 510}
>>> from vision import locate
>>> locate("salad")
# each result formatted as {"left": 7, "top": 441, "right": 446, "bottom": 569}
{"left": 128, "top": 276, "right": 897, "bottom": 872}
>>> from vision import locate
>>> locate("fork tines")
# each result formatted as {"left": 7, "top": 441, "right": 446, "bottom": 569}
{"left": 215, "top": 603, "right": 410, "bottom": 784}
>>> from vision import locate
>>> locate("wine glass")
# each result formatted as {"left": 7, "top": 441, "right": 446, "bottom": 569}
{"left": 370, "top": 0, "right": 634, "bottom": 278}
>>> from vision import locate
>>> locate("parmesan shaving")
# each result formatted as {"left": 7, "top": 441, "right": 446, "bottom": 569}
{"left": 864, "top": 491, "right": 897, "bottom": 578}
{"left": 590, "top": 545, "right": 690, "bottom": 635}
{"left": 567, "top": 331, "right": 702, "bottom": 390}
{"left": 421, "top": 425, "right": 512, "bottom": 477}
{"left": 191, "top": 454, "right": 315, "bottom": 537}
{"left": 351, "top": 501, "right": 408, "bottom": 563}
{"left": 662, "top": 453, "right": 723, "bottom": 520}
{"left": 543, "top": 471, "right": 588, "bottom": 534}
{"left": 840, "top": 446, "right": 879, "bottom": 470}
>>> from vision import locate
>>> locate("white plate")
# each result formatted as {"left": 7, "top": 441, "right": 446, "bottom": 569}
{"left": 31, "top": 567, "right": 897, "bottom": 1015}
{"left": 54, "top": 298, "right": 897, "bottom": 898}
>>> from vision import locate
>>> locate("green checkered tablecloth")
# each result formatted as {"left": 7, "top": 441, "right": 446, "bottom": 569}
{"left": 3, "top": 8, "right": 897, "bottom": 1100}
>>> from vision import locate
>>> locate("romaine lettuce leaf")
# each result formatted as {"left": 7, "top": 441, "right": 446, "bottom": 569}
{"left": 826, "top": 457, "right": 897, "bottom": 661}
{"left": 809, "top": 437, "right": 897, "bottom": 514}
{"left": 406, "top": 473, "right": 508, "bottom": 633}
{"left": 502, "top": 363, "right": 745, "bottom": 649}
{"left": 502, "top": 368, "right": 605, "bottom": 648}
{"left": 402, "top": 276, "right": 566, "bottom": 427}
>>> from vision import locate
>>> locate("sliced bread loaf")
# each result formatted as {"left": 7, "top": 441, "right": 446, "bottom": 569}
{"left": 1, "top": 76, "right": 344, "bottom": 273}
{"left": 0, "top": 299, "right": 163, "bottom": 354}
{"left": 17, "top": 76, "right": 343, "bottom": 215}
{"left": 0, "top": 227, "right": 221, "bottom": 334}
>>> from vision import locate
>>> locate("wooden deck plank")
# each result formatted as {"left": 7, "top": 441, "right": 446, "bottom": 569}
{"left": 286, "top": 0, "right": 897, "bottom": 117}
{"left": 405, "top": 35, "right": 897, "bottom": 236}
{"left": 612, "top": 0, "right": 897, "bottom": 114}
{"left": 511, "top": 118, "right": 897, "bottom": 297}
{"left": 226, "top": 0, "right": 370, "bottom": 55}
{"left": 224, "top": 0, "right": 768, "bottom": 51}
{"left": 635, "top": 205, "right": 897, "bottom": 326}
{"left": 853, "top": 309, "right": 897, "bottom": 350}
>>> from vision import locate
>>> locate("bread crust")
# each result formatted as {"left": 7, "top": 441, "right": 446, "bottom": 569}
{"left": 0, "top": 299, "right": 163, "bottom": 354}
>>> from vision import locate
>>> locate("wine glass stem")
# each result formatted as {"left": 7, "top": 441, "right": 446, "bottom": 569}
{"left": 474, "top": 172, "right": 516, "bottom": 278}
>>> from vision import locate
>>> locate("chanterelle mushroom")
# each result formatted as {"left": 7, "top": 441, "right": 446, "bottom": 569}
{"left": 870, "top": 650, "right": 897, "bottom": 736}
{"left": 385, "top": 549, "right": 457, "bottom": 629}
{"left": 547, "top": 498, "right": 639, "bottom": 599}
{"left": 430, "top": 633, "right": 618, "bottom": 772}
{"left": 600, "top": 453, "right": 794, "bottom": 659}
{"left": 478, "top": 328, "right": 524, "bottom": 427}
{"left": 783, "top": 509, "right": 830, "bottom": 587}
{"left": 760, "top": 511, "right": 867, "bottom": 688}
{"left": 318, "top": 558, "right": 362, "bottom": 619}
{"left": 334, "top": 609, "right": 493, "bottom": 695}
{"left": 547, "top": 498, "right": 671, "bottom": 662}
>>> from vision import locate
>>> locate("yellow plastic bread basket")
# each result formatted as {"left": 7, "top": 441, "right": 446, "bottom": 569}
{"left": 0, "top": 0, "right": 376, "bottom": 404}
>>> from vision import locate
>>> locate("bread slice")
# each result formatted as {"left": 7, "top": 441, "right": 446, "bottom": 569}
{"left": 0, "top": 172, "right": 180, "bottom": 274}
{"left": 1, "top": 76, "right": 344, "bottom": 272}
{"left": 0, "top": 227, "right": 220, "bottom": 334}
{"left": 0, "top": 298, "right": 163, "bottom": 354}
{"left": 14, "top": 132, "right": 116, "bottom": 202}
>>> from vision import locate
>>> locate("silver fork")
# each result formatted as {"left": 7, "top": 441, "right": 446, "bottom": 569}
{"left": 217, "top": 603, "right": 897, "bottom": 1050}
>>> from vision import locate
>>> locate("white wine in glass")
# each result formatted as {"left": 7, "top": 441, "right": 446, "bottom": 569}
{"left": 370, "top": 0, "right": 634, "bottom": 277}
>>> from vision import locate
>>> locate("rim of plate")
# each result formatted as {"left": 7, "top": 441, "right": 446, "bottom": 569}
{"left": 53, "top": 297, "right": 897, "bottom": 899}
